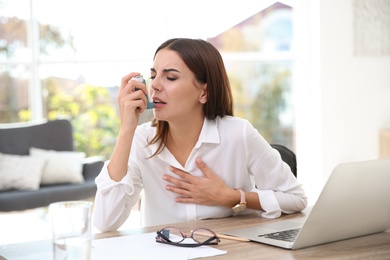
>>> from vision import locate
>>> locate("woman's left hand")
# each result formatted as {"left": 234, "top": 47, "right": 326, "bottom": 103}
{"left": 163, "top": 158, "right": 237, "bottom": 207}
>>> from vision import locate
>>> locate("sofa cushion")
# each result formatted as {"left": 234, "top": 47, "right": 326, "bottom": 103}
{"left": 29, "top": 147, "right": 86, "bottom": 185}
{"left": 0, "top": 153, "right": 46, "bottom": 191}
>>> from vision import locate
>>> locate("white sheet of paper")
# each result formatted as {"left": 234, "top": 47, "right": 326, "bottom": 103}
{"left": 92, "top": 232, "right": 227, "bottom": 260}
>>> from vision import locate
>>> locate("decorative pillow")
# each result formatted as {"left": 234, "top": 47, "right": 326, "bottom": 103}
{"left": 0, "top": 153, "right": 47, "bottom": 191}
{"left": 29, "top": 147, "right": 86, "bottom": 185}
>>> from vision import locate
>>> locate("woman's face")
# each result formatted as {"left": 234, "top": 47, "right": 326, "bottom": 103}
{"left": 150, "top": 49, "right": 206, "bottom": 123}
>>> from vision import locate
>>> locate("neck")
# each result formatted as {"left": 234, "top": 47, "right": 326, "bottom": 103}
{"left": 168, "top": 114, "right": 204, "bottom": 145}
{"left": 165, "top": 114, "right": 205, "bottom": 166}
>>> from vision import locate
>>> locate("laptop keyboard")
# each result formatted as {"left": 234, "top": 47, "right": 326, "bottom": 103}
{"left": 258, "top": 228, "right": 300, "bottom": 242}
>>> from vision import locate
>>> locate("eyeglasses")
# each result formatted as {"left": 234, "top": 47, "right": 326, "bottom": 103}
{"left": 156, "top": 226, "right": 220, "bottom": 247}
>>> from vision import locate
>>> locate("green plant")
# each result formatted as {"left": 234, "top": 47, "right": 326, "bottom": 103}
{"left": 43, "top": 80, "right": 119, "bottom": 159}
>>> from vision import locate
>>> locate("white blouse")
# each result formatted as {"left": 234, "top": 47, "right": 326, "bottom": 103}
{"left": 93, "top": 116, "right": 307, "bottom": 232}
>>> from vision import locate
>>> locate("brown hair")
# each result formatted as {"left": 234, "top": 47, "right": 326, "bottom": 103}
{"left": 148, "top": 38, "right": 234, "bottom": 157}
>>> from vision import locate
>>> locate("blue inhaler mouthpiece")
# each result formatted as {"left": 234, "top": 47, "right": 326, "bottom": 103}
{"left": 133, "top": 75, "right": 155, "bottom": 109}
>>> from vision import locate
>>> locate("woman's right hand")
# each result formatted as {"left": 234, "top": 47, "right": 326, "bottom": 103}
{"left": 118, "top": 72, "right": 149, "bottom": 130}
{"left": 107, "top": 72, "right": 148, "bottom": 182}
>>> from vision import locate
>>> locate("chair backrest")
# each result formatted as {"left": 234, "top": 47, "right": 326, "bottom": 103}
{"left": 0, "top": 119, "right": 74, "bottom": 155}
{"left": 271, "top": 144, "right": 297, "bottom": 178}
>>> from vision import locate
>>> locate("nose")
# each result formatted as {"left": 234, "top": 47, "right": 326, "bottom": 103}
{"left": 150, "top": 77, "right": 162, "bottom": 92}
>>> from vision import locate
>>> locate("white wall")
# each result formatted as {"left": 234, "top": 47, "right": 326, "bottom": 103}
{"left": 295, "top": 0, "right": 390, "bottom": 204}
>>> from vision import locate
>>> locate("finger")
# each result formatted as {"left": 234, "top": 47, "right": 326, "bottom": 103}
{"left": 122, "top": 97, "right": 146, "bottom": 114}
{"left": 118, "top": 87, "right": 147, "bottom": 110}
{"left": 121, "top": 79, "right": 147, "bottom": 96}
{"left": 129, "top": 80, "right": 148, "bottom": 95}
{"left": 165, "top": 184, "right": 192, "bottom": 197}
{"left": 175, "top": 197, "right": 196, "bottom": 203}
{"left": 163, "top": 174, "right": 192, "bottom": 190}
{"left": 121, "top": 72, "right": 141, "bottom": 89}
{"left": 169, "top": 166, "right": 198, "bottom": 183}
{"left": 195, "top": 158, "right": 214, "bottom": 178}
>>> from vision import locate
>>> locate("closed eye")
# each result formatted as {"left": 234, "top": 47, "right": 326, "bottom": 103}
{"left": 149, "top": 76, "right": 177, "bottom": 81}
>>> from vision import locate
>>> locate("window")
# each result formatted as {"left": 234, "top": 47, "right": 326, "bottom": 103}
{"left": 1, "top": 0, "right": 295, "bottom": 156}
{"left": 0, "top": 0, "right": 31, "bottom": 122}
{"left": 209, "top": 2, "right": 294, "bottom": 148}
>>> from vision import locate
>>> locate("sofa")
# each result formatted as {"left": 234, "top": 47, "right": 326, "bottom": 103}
{"left": 0, "top": 119, "right": 104, "bottom": 212}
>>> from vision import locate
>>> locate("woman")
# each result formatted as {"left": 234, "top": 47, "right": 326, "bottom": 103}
{"left": 93, "top": 38, "right": 307, "bottom": 232}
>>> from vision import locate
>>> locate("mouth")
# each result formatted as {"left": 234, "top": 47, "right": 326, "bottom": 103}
{"left": 153, "top": 97, "right": 166, "bottom": 105}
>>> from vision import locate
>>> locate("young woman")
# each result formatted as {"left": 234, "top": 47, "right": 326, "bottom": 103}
{"left": 93, "top": 38, "right": 307, "bottom": 232}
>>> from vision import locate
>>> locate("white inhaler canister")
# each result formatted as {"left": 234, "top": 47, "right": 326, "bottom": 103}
{"left": 133, "top": 75, "right": 154, "bottom": 109}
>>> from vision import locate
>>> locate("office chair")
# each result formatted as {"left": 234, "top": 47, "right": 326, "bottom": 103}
{"left": 271, "top": 144, "right": 297, "bottom": 178}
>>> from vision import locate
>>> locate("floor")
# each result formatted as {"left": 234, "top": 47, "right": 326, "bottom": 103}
{"left": 0, "top": 207, "right": 141, "bottom": 245}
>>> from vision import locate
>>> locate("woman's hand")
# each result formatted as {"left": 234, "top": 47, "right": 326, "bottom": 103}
{"left": 163, "top": 158, "right": 238, "bottom": 207}
{"left": 107, "top": 72, "right": 149, "bottom": 182}
{"left": 118, "top": 72, "right": 149, "bottom": 130}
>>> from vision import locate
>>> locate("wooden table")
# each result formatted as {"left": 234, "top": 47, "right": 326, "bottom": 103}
{"left": 1, "top": 209, "right": 390, "bottom": 259}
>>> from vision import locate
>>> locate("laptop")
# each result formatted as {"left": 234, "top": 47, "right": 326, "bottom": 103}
{"left": 224, "top": 159, "right": 390, "bottom": 249}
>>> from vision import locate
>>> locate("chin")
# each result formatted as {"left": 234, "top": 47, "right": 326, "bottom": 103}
{"left": 152, "top": 112, "right": 165, "bottom": 122}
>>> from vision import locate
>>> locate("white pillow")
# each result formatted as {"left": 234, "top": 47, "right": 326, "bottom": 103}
{"left": 0, "top": 153, "right": 47, "bottom": 191}
{"left": 29, "top": 147, "right": 86, "bottom": 185}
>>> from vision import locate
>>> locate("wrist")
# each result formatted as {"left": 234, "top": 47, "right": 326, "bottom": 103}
{"left": 232, "top": 189, "right": 247, "bottom": 213}
{"left": 118, "top": 127, "right": 136, "bottom": 141}
{"left": 221, "top": 188, "right": 240, "bottom": 207}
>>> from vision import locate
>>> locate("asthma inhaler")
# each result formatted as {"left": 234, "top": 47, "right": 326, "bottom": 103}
{"left": 133, "top": 75, "right": 155, "bottom": 109}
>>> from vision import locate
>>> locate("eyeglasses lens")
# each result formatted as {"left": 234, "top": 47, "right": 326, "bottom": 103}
{"left": 161, "top": 227, "right": 184, "bottom": 243}
{"left": 192, "top": 228, "right": 216, "bottom": 244}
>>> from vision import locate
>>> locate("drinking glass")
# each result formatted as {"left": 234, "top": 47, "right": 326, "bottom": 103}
{"left": 49, "top": 201, "right": 93, "bottom": 260}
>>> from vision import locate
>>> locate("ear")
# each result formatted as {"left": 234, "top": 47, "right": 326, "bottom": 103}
{"left": 199, "top": 83, "right": 207, "bottom": 104}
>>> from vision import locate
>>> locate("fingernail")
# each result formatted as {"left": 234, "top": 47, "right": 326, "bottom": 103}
{"left": 196, "top": 158, "right": 202, "bottom": 163}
